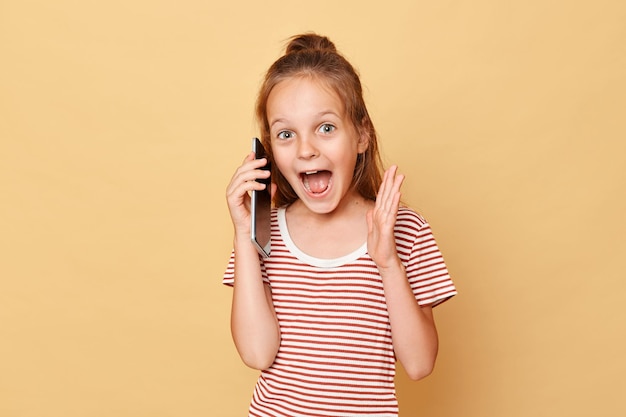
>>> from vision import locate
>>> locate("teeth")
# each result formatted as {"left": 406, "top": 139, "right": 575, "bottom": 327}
{"left": 305, "top": 171, "right": 318, "bottom": 175}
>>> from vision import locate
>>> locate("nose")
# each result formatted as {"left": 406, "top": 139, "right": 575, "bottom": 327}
{"left": 296, "top": 136, "right": 319, "bottom": 159}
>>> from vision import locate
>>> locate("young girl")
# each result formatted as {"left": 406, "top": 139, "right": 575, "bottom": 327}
{"left": 224, "top": 33, "right": 456, "bottom": 417}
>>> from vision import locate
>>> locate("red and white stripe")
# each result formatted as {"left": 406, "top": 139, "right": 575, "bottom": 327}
{"left": 223, "top": 207, "right": 456, "bottom": 416}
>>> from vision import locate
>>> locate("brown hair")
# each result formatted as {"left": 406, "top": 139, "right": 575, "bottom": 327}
{"left": 255, "top": 33, "right": 383, "bottom": 207}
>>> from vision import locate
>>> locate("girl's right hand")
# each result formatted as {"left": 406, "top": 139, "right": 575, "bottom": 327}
{"left": 225, "top": 152, "right": 271, "bottom": 237}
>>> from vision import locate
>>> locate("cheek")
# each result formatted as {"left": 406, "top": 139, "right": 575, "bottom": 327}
{"left": 337, "top": 145, "right": 360, "bottom": 168}
{"left": 271, "top": 152, "right": 293, "bottom": 178}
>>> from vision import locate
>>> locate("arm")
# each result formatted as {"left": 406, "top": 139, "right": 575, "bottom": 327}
{"left": 377, "top": 260, "right": 438, "bottom": 380}
{"left": 366, "top": 165, "right": 438, "bottom": 380}
{"left": 226, "top": 152, "right": 280, "bottom": 370}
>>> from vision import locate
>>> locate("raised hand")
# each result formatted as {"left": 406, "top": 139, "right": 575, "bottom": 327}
{"left": 366, "top": 165, "right": 404, "bottom": 270}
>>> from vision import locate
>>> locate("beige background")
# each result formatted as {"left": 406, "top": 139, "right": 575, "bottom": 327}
{"left": 1, "top": 1, "right": 625, "bottom": 416}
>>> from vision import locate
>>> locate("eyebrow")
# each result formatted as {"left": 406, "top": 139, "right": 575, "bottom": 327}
{"left": 317, "top": 110, "right": 342, "bottom": 119}
{"left": 269, "top": 118, "right": 288, "bottom": 129}
{"left": 269, "top": 110, "right": 341, "bottom": 129}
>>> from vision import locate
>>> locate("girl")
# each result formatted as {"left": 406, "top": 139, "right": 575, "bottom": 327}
{"left": 224, "top": 33, "right": 456, "bottom": 417}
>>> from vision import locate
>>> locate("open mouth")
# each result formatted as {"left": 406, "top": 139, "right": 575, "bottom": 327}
{"left": 301, "top": 170, "right": 332, "bottom": 195}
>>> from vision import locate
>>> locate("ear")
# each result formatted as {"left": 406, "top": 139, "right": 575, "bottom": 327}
{"left": 356, "top": 117, "right": 371, "bottom": 154}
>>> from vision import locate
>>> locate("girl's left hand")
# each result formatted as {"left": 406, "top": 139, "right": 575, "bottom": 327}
{"left": 367, "top": 165, "right": 404, "bottom": 271}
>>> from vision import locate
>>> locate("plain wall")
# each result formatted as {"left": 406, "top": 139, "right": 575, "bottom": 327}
{"left": 1, "top": 1, "right": 624, "bottom": 416}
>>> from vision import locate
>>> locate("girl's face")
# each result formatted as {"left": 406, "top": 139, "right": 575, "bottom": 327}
{"left": 267, "top": 76, "right": 368, "bottom": 214}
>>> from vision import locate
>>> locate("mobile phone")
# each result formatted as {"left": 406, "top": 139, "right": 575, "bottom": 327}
{"left": 251, "top": 137, "right": 271, "bottom": 258}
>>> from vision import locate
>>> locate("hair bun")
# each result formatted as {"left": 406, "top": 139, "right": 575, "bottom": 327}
{"left": 285, "top": 33, "right": 337, "bottom": 55}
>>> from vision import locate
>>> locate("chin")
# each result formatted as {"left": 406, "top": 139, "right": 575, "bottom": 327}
{"left": 298, "top": 196, "right": 341, "bottom": 215}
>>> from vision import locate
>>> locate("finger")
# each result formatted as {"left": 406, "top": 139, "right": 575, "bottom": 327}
{"left": 226, "top": 166, "right": 268, "bottom": 201}
{"left": 242, "top": 151, "right": 255, "bottom": 163}
{"left": 228, "top": 157, "right": 270, "bottom": 192}
{"left": 392, "top": 172, "right": 405, "bottom": 199}
{"left": 378, "top": 170, "right": 404, "bottom": 230}
{"left": 384, "top": 166, "right": 399, "bottom": 211}
{"left": 385, "top": 172, "right": 404, "bottom": 216}
{"left": 391, "top": 177, "right": 403, "bottom": 211}
{"left": 236, "top": 152, "right": 269, "bottom": 174}
{"left": 378, "top": 165, "right": 398, "bottom": 214}
{"left": 375, "top": 165, "right": 393, "bottom": 211}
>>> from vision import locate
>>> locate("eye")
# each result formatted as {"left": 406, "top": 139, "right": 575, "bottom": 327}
{"left": 318, "top": 123, "right": 336, "bottom": 134}
{"left": 277, "top": 130, "right": 294, "bottom": 140}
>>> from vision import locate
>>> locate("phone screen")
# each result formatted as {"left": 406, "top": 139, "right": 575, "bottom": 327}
{"left": 251, "top": 137, "right": 271, "bottom": 257}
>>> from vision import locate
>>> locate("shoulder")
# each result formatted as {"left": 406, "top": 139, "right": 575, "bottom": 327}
{"left": 395, "top": 206, "right": 429, "bottom": 232}
{"left": 394, "top": 207, "right": 432, "bottom": 257}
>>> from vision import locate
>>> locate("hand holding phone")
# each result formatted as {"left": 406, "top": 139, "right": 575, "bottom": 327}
{"left": 251, "top": 138, "right": 271, "bottom": 258}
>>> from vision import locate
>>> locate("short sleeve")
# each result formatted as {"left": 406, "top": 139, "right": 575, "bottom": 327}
{"left": 398, "top": 210, "right": 457, "bottom": 307}
{"left": 222, "top": 250, "right": 270, "bottom": 287}
{"left": 222, "top": 250, "right": 236, "bottom": 287}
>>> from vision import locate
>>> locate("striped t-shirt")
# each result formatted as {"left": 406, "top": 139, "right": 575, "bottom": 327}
{"left": 223, "top": 206, "right": 456, "bottom": 417}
